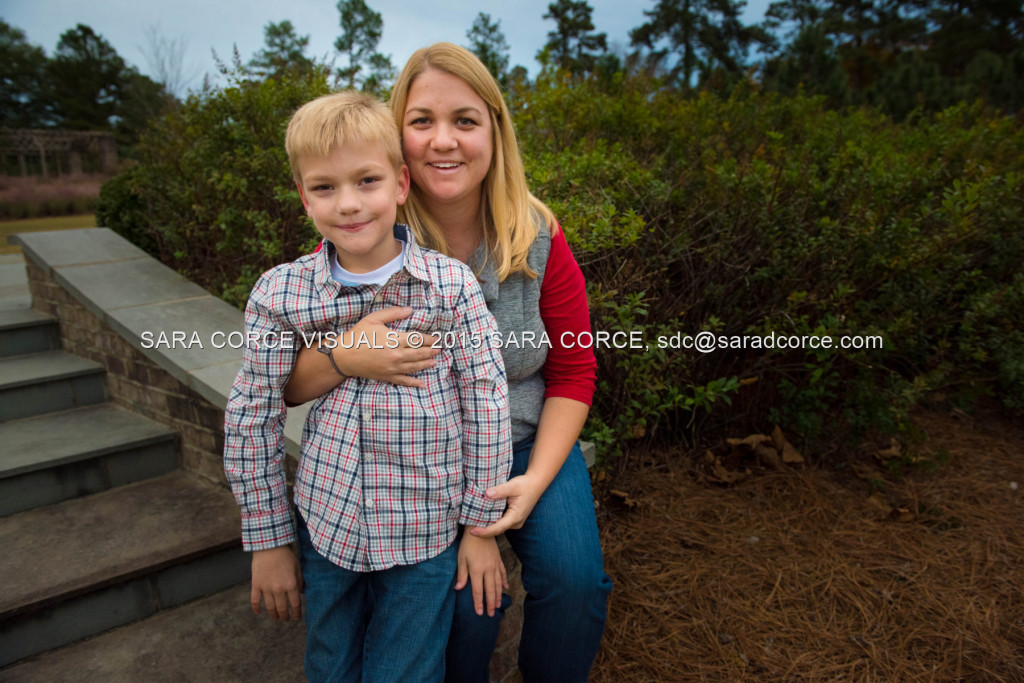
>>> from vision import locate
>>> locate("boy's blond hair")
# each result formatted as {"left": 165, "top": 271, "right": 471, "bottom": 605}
{"left": 285, "top": 91, "right": 403, "bottom": 182}
{"left": 390, "top": 43, "right": 556, "bottom": 282}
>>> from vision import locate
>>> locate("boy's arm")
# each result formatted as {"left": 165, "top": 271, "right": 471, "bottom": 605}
{"left": 448, "top": 271, "right": 512, "bottom": 529}
{"left": 223, "top": 274, "right": 300, "bottom": 558}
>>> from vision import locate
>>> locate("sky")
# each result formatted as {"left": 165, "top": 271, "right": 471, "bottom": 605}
{"left": 3, "top": 0, "right": 773, "bottom": 94}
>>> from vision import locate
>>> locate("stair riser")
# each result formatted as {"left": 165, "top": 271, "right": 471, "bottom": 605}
{"left": 0, "top": 546, "right": 249, "bottom": 668}
{"left": 0, "top": 374, "right": 106, "bottom": 422}
{"left": 0, "top": 324, "right": 60, "bottom": 358}
{"left": 0, "top": 442, "right": 179, "bottom": 517}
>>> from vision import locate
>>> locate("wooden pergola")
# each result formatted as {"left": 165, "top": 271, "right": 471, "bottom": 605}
{"left": 0, "top": 129, "right": 118, "bottom": 176}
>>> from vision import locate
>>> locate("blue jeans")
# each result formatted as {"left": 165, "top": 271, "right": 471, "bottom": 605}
{"left": 297, "top": 514, "right": 457, "bottom": 682}
{"left": 445, "top": 440, "right": 613, "bottom": 682}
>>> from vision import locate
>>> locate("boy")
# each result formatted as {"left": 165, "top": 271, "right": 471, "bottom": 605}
{"left": 223, "top": 91, "right": 511, "bottom": 682}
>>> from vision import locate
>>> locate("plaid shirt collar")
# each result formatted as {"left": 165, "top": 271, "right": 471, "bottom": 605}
{"left": 313, "top": 224, "right": 433, "bottom": 300}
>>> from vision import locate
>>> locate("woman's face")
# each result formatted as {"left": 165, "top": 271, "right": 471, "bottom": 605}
{"left": 401, "top": 68, "right": 493, "bottom": 216}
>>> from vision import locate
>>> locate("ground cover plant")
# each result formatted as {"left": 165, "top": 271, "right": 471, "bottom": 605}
{"left": 0, "top": 175, "right": 103, "bottom": 220}
{"left": 590, "top": 406, "right": 1024, "bottom": 680}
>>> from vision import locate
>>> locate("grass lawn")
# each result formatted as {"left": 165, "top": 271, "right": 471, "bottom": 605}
{"left": 1, "top": 215, "right": 96, "bottom": 254}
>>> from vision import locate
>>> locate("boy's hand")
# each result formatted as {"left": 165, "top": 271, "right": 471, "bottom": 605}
{"left": 456, "top": 532, "right": 508, "bottom": 617}
{"left": 251, "top": 546, "right": 303, "bottom": 621}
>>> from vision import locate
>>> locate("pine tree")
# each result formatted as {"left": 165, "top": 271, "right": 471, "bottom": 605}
{"left": 249, "top": 20, "right": 314, "bottom": 81}
{"left": 467, "top": 12, "right": 511, "bottom": 85}
{"left": 0, "top": 21, "right": 49, "bottom": 127}
{"left": 539, "top": 0, "right": 608, "bottom": 74}
{"left": 630, "top": 0, "right": 769, "bottom": 91}
{"left": 335, "top": 0, "right": 395, "bottom": 95}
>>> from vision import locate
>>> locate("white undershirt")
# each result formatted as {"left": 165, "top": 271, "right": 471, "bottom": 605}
{"left": 330, "top": 239, "right": 406, "bottom": 286}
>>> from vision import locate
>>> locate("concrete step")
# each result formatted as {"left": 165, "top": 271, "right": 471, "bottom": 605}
{"left": 0, "top": 472, "right": 249, "bottom": 667}
{"left": 0, "top": 308, "right": 59, "bottom": 358}
{"left": 0, "top": 255, "right": 30, "bottom": 310}
{"left": 0, "top": 350, "right": 106, "bottom": 422}
{"left": 0, "top": 404, "right": 179, "bottom": 516}
{"left": 0, "top": 582, "right": 305, "bottom": 682}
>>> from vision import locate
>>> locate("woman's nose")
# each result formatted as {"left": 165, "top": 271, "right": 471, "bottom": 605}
{"left": 431, "top": 123, "right": 457, "bottom": 151}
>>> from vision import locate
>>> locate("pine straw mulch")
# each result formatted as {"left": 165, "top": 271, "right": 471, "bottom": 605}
{"left": 591, "top": 408, "right": 1024, "bottom": 682}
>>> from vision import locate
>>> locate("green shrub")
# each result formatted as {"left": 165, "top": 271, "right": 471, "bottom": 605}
{"left": 104, "top": 62, "right": 1024, "bottom": 464}
{"left": 100, "top": 66, "right": 331, "bottom": 307}
{"left": 516, "top": 71, "right": 1024, "bottom": 461}
{"left": 96, "top": 164, "right": 155, "bottom": 252}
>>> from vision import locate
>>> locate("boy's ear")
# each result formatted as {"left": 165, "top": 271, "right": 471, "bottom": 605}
{"left": 396, "top": 164, "right": 411, "bottom": 206}
{"left": 296, "top": 182, "right": 311, "bottom": 214}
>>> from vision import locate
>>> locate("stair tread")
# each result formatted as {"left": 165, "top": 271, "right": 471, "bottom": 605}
{"left": 0, "top": 404, "right": 176, "bottom": 478}
{"left": 0, "top": 350, "right": 103, "bottom": 388}
{"left": 0, "top": 472, "right": 241, "bottom": 617}
{"left": 0, "top": 307, "right": 54, "bottom": 331}
{"left": 0, "top": 582, "right": 305, "bottom": 682}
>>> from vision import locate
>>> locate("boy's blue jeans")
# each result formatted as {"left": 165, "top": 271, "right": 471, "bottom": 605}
{"left": 445, "top": 439, "right": 613, "bottom": 682}
{"left": 297, "top": 513, "right": 457, "bottom": 683}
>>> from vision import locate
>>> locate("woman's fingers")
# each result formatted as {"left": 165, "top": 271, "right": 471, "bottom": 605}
{"left": 469, "top": 513, "right": 515, "bottom": 537}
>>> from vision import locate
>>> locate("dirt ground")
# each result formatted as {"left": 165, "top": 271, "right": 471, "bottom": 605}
{"left": 590, "top": 407, "right": 1024, "bottom": 682}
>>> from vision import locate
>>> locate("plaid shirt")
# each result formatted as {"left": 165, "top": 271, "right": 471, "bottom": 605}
{"left": 224, "top": 225, "right": 511, "bottom": 571}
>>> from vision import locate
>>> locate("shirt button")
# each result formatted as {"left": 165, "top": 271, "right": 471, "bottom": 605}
{"left": 365, "top": 499, "right": 375, "bottom": 509}
{"left": 362, "top": 411, "right": 372, "bottom": 421}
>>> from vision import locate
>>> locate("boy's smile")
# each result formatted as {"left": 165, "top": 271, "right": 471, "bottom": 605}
{"left": 298, "top": 140, "right": 410, "bottom": 273}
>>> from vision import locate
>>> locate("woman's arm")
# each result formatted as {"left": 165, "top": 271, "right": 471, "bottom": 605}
{"left": 469, "top": 396, "right": 589, "bottom": 537}
{"left": 470, "top": 226, "right": 597, "bottom": 536}
{"left": 283, "top": 306, "right": 441, "bottom": 404}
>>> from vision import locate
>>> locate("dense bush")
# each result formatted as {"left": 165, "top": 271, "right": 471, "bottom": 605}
{"left": 98, "top": 66, "right": 330, "bottom": 307}
{"left": 516, "top": 70, "right": 1024, "bottom": 459}
{"left": 100, "top": 66, "right": 1024, "bottom": 464}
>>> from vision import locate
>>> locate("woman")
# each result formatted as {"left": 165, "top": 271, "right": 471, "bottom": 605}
{"left": 283, "top": 42, "right": 612, "bottom": 681}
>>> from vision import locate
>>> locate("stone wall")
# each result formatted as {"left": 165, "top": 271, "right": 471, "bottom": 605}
{"left": 25, "top": 258, "right": 227, "bottom": 483}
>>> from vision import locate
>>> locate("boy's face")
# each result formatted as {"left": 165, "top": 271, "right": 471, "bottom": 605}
{"left": 297, "top": 140, "right": 410, "bottom": 273}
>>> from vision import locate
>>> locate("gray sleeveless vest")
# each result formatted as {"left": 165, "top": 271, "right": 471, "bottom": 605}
{"left": 471, "top": 228, "right": 551, "bottom": 445}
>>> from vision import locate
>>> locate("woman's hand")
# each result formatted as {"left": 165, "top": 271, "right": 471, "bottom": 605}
{"left": 336, "top": 307, "right": 441, "bottom": 385}
{"left": 456, "top": 532, "right": 508, "bottom": 616}
{"left": 283, "top": 306, "right": 441, "bottom": 404}
{"left": 469, "top": 473, "right": 546, "bottom": 538}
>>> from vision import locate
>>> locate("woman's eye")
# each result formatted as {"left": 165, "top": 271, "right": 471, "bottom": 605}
{"left": 457, "top": 117, "right": 476, "bottom": 126}
{"left": 409, "top": 116, "right": 430, "bottom": 126}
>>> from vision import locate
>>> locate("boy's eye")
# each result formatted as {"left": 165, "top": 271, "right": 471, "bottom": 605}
{"left": 360, "top": 176, "right": 381, "bottom": 186}
{"left": 311, "top": 184, "right": 332, "bottom": 192}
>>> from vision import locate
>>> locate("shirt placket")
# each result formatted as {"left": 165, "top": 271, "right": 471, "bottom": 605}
{"left": 357, "top": 274, "right": 409, "bottom": 570}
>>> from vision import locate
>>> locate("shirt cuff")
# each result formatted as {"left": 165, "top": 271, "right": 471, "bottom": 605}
{"left": 458, "top": 488, "right": 505, "bottom": 528}
{"left": 240, "top": 507, "right": 297, "bottom": 551}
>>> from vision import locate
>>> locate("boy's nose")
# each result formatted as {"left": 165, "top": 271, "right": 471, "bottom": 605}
{"left": 335, "top": 187, "right": 360, "bottom": 214}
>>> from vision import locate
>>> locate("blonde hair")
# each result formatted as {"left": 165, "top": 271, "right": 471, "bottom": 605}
{"left": 390, "top": 42, "right": 556, "bottom": 281}
{"left": 285, "top": 90, "right": 403, "bottom": 182}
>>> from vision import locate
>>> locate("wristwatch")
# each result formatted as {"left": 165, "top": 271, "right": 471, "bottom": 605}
{"left": 317, "top": 339, "right": 347, "bottom": 378}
